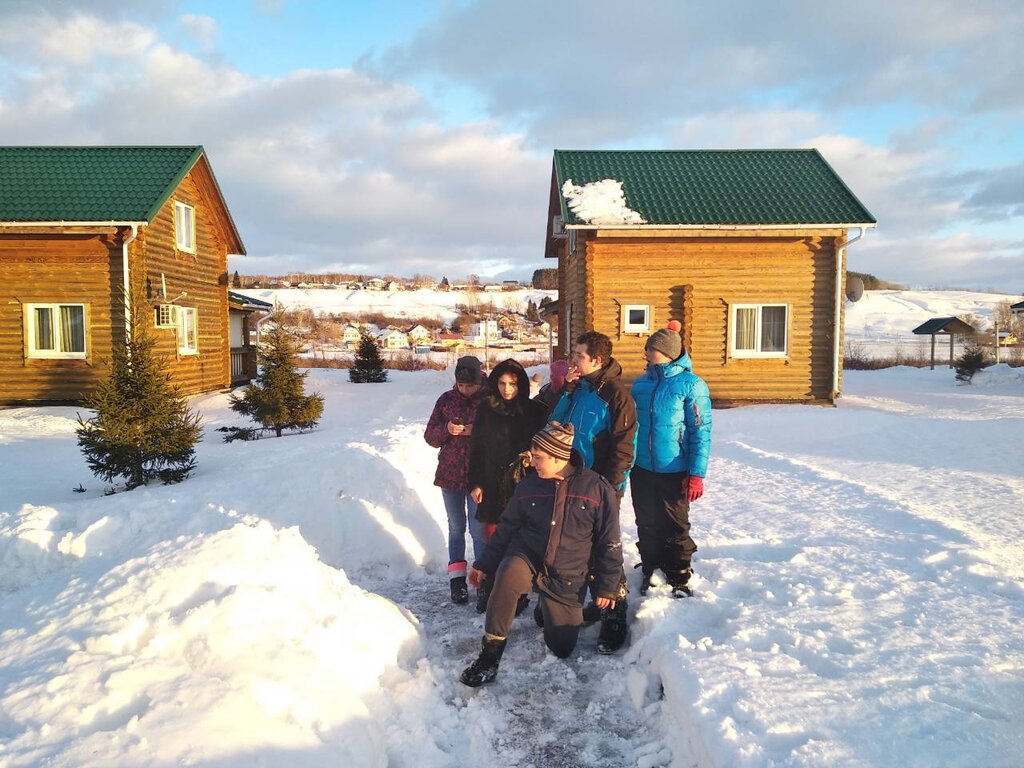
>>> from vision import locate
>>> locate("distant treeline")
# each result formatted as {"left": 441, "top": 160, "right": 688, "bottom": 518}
{"left": 230, "top": 269, "right": 559, "bottom": 290}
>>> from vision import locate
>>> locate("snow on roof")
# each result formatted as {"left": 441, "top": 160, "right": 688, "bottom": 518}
{"left": 561, "top": 178, "right": 647, "bottom": 225}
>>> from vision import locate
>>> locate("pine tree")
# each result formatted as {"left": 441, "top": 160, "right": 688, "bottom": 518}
{"left": 526, "top": 299, "right": 539, "bottom": 322}
{"left": 954, "top": 341, "right": 988, "bottom": 384}
{"left": 349, "top": 330, "right": 389, "bottom": 383}
{"left": 227, "top": 325, "right": 325, "bottom": 438}
{"left": 232, "top": 270, "right": 241, "bottom": 288}
{"left": 438, "top": 276, "right": 450, "bottom": 291}
{"left": 76, "top": 300, "right": 202, "bottom": 490}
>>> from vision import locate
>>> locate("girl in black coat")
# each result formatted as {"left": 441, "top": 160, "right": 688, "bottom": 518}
{"left": 469, "top": 359, "right": 548, "bottom": 529}
{"left": 468, "top": 359, "right": 547, "bottom": 611}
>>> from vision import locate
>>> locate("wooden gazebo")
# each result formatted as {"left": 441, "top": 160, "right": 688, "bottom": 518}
{"left": 911, "top": 317, "right": 977, "bottom": 369}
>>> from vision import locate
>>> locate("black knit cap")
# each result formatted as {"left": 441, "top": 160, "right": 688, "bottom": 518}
{"left": 455, "top": 355, "right": 482, "bottom": 384}
{"left": 531, "top": 421, "right": 575, "bottom": 461}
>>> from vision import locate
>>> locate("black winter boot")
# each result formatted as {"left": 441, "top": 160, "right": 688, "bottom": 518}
{"left": 596, "top": 599, "right": 628, "bottom": 654}
{"left": 635, "top": 563, "right": 654, "bottom": 596}
{"left": 514, "top": 593, "right": 530, "bottom": 617}
{"left": 581, "top": 602, "right": 602, "bottom": 624}
{"left": 460, "top": 636, "right": 507, "bottom": 687}
{"left": 475, "top": 575, "right": 492, "bottom": 614}
{"left": 450, "top": 576, "right": 469, "bottom": 605}
{"left": 666, "top": 567, "right": 694, "bottom": 598}
{"left": 533, "top": 602, "right": 544, "bottom": 627}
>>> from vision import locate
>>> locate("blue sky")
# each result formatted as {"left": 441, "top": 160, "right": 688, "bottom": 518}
{"left": 0, "top": 0, "right": 1021, "bottom": 289}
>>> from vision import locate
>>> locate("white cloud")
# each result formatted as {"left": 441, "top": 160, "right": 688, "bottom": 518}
{"left": 179, "top": 14, "right": 218, "bottom": 49}
{"left": 0, "top": 3, "right": 1020, "bottom": 287}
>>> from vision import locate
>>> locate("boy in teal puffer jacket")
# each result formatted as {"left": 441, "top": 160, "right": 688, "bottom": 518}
{"left": 630, "top": 322, "right": 711, "bottom": 597}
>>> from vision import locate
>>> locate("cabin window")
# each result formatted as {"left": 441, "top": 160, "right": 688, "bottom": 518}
{"left": 178, "top": 307, "right": 198, "bottom": 354}
{"left": 174, "top": 201, "right": 196, "bottom": 253}
{"left": 731, "top": 304, "right": 788, "bottom": 358}
{"left": 621, "top": 304, "right": 651, "bottom": 334}
{"left": 25, "top": 303, "right": 87, "bottom": 359}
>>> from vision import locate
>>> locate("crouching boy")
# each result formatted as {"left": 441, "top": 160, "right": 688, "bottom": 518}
{"left": 460, "top": 421, "right": 623, "bottom": 687}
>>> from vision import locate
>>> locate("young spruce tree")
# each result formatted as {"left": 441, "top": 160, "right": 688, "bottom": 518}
{"left": 228, "top": 325, "right": 325, "bottom": 438}
{"left": 349, "top": 330, "right": 388, "bottom": 383}
{"left": 954, "top": 341, "right": 988, "bottom": 384}
{"left": 76, "top": 299, "right": 202, "bottom": 490}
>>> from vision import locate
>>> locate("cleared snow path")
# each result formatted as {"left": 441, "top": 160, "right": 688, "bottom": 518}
{"left": 365, "top": 573, "right": 678, "bottom": 768}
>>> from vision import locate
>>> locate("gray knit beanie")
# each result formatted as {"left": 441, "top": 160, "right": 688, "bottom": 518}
{"left": 645, "top": 328, "right": 682, "bottom": 360}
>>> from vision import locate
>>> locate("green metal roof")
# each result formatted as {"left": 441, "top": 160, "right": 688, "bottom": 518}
{"left": 912, "top": 317, "right": 976, "bottom": 335}
{"left": 0, "top": 146, "right": 205, "bottom": 222}
{"left": 553, "top": 149, "right": 876, "bottom": 227}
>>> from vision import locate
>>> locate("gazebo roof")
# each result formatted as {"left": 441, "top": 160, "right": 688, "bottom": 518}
{"left": 911, "top": 317, "right": 977, "bottom": 335}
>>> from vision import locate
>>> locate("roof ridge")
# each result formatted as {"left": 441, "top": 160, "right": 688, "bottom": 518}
{"left": 1, "top": 145, "right": 202, "bottom": 150}
{"left": 554, "top": 148, "right": 818, "bottom": 154}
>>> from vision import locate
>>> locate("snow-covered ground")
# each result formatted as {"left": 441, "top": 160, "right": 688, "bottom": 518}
{"left": 2, "top": 363, "right": 1022, "bottom": 767}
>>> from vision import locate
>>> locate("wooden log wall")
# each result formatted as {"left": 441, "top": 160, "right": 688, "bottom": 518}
{"left": 573, "top": 232, "right": 843, "bottom": 404}
{"left": 137, "top": 168, "right": 231, "bottom": 396}
{"left": 0, "top": 232, "right": 122, "bottom": 403}
{"left": 556, "top": 232, "right": 590, "bottom": 358}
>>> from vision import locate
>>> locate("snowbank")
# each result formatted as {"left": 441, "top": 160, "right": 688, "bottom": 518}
{"left": 1, "top": 364, "right": 1022, "bottom": 766}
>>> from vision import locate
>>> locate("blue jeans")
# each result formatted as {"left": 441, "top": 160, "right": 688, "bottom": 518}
{"left": 442, "top": 488, "right": 486, "bottom": 567}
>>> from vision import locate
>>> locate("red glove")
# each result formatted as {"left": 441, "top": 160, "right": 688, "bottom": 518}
{"left": 686, "top": 475, "right": 704, "bottom": 503}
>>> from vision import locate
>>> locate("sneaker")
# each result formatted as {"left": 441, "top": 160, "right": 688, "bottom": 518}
{"left": 450, "top": 576, "right": 469, "bottom": 605}
{"left": 596, "top": 600, "right": 628, "bottom": 655}
{"left": 460, "top": 637, "right": 506, "bottom": 688}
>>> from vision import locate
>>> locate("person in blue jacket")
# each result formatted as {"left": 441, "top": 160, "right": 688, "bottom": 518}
{"left": 630, "top": 322, "right": 711, "bottom": 597}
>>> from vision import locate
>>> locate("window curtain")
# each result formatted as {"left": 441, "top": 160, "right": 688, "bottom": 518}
{"left": 735, "top": 307, "right": 756, "bottom": 350}
{"left": 35, "top": 307, "right": 54, "bottom": 350}
{"left": 60, "top": 305, "right": 85, "bottom": 353}
{"left": 761, "top": 306, "right": 786, "bottom": 352}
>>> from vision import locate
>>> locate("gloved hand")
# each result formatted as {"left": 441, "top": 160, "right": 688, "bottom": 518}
{"left": 685, "top": 475, "right": 704, "bottom": 503}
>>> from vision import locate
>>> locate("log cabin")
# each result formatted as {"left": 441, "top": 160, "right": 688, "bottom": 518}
{"left": 544, "top": 149, "right": 876, "bottom": 405}
{"left": 0, "top": 146, "right": 246, "bottom": 404}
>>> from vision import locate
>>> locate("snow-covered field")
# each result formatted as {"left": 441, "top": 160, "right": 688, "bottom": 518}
{"left": 845, "top": 290, "right": 1016, "bottom": 359}
{"left": 237, "top": 287, "right": 557, "bottom": 325}
{"left": 2, "top": 363, "right": 1022, "bottom": 767}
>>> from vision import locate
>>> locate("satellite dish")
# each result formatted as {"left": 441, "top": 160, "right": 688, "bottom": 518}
{"left": 846, "top": 276, "right": 864, "bottom": 302}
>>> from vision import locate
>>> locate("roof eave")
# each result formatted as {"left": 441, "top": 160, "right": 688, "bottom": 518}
{"left": 0, "top": 219, "right": 148, "bottom": 227}
{"left": 563, "top": 222, "right": 878, "bottom": 230}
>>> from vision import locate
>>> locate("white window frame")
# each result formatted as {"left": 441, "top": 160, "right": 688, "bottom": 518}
{"left": 730, "top": 303, "right": 789, "bottom": 358}
{"left": 25, "top": 303, "right": 88, "bottom": 359}
{"left": 621, "top": 304, "right": 651, "bottom": 335}
{"left": 174, "top": 200, "right": 196, "bottom": 253}
{"left": 178, "top": 306, "right": 199, "bottom": 355}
